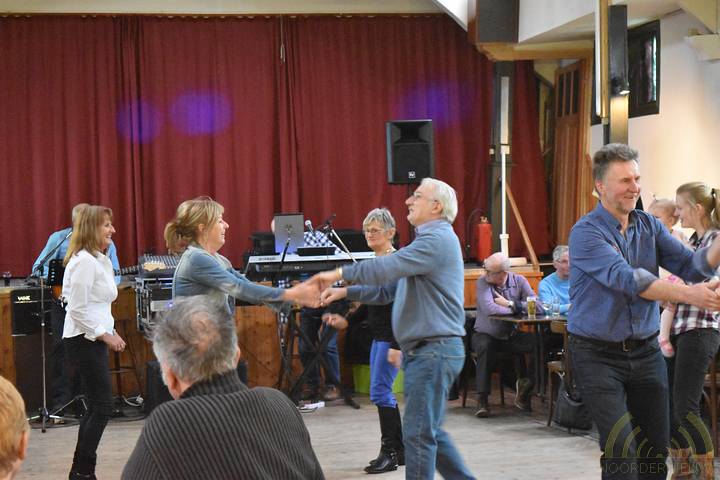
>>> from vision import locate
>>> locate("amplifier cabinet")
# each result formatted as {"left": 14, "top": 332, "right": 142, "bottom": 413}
{"left": 135, "top": 277, "right": 173, "bottom": 331}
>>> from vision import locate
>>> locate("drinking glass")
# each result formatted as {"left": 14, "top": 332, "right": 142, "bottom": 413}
{"left": 526, "top": 296, "right": 536, "bottom": 318}
{"left": 552, "top": 296, "right": 561, "bottom": 316}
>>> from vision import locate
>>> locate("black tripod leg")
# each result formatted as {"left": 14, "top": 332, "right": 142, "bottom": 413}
{"left": 315, "top": 327, "right": 360, "bottom": 409}
{"left": 289, "top": 328, "right": 323, "bottom": 402}
{"left": 286, "top": 313, "right": 322, "bottom": 403}
{"left": 276, "top": 312, "right": 293, "bottom": 391}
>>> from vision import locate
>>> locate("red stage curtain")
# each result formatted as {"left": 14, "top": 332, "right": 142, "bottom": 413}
{"left": 0, "top": 15, "right": 528, "bottom": 275}
{"left": 508, "top": 61, "right": 552, "bottom": 258}
{"left": 0, "top": 17, "right": 136, "bottom": 269}
{"left": 286, "top": 16, "right": 494, "bottom": 246}
{"left": 125, "top": 16, "right": 288, "bottom": 262}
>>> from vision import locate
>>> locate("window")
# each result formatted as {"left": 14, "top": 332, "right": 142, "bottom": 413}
{"left": 628, "top": 20, "right": 660, "bottom": 117}
{"left": 590, "top": 19, "right": 661, "bottom": 123}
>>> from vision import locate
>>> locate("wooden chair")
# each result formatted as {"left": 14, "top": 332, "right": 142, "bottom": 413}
{"left": 546, "top": 320, "right": 568, "bottom": 427}
{"left": 460, "top": 351, "right": 512, "bottom": 408}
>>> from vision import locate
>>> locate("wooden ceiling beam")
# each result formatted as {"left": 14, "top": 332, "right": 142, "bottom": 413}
{"left": 475, "top": 40, "right": 593, "bottom": 61}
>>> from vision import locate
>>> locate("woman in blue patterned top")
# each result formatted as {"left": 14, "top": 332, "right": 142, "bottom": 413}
{"left": 167, "top": 197, "right": 318, "bottom": 314}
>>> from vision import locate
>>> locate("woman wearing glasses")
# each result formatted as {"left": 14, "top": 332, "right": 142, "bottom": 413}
{"left": 322, "top": 208, "right": 404, "bottom": 474}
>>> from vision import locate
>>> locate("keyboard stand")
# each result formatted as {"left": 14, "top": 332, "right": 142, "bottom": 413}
{"left": 278, "top": 308, "right": 359, "bottom": 409}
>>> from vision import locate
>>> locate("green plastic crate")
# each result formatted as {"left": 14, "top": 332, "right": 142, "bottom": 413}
{"left": 352, "top": 364, "right": 404, "bottom": 394}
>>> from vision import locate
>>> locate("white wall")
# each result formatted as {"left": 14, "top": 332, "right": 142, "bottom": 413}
{"left": 431, "top": 0, "right": 468, "bottom": 30}
{"left": 519, "top": 0, "right": 594, "bottom": 42}
{"left": 591, "top": 10, "right": 720, "bottom": 205}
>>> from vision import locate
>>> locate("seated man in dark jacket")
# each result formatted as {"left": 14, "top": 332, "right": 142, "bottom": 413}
{"left": 122, "top": 296, "right": 325, "bottom": 480}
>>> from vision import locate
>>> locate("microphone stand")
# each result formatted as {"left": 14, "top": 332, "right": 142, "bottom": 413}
{"left": 273, "top": 233, "right": 296, "bottom": 393}
{"left": 318, "top": 216, "right": 357, "bottom": 264}
{"left": 27, "top": 229, "right": 73, "bottom": 432}
{"left": 326, "top": 228, "right": 358, "bottom": 264}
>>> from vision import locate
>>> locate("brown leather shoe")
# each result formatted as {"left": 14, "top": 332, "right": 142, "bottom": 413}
{"left": 323, "top": 385, "right": 341, "bottom": 401}
{"left": 475, "top": 395, "right": 490, "bottom": 418}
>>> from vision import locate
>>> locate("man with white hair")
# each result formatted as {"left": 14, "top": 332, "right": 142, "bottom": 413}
{"left": 472, "top": 252, "right": 538, "bottom": 417}
{"left": 538, "top": 245, "right": 571, "bottom": 314}
{"left": 122, "top": 296, "right": 324, "bottom": 480}
{"left": 315, "top": 178, "right": 475, "bottom": 479}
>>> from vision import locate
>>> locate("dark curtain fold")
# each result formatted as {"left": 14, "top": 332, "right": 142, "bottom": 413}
{"left": 508, "top": 61, "right": 552, "bottom": 258}
{"left": 1, "top": 14, "right": 504, "bottom": 275}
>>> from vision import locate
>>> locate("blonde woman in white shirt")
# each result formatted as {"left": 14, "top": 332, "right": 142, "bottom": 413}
{"left": 62, "top": 205, "right": 125, "bottom": 480}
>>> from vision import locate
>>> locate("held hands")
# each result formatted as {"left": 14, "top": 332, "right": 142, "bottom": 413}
{"left": 308, "top": 269, "right": 342, "bottom": 292}
{"left": 100, "top": 332, "right": 126, "bottom": 352}
{"left": 387, "top": 348, "right": 403, "bottom": 368}
{"left": 284, "top": 281, "right": 322, "bottom": 308}
{"left": 286, "top": 268, "right": 344, "bottom": 308}
{"left": 320, "top": 287, "right": 348, "bottom": 306}
{"left": 322, "top": 312, "right": 349, "bottom": 330}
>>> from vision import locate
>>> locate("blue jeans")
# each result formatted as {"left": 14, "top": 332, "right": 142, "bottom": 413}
{"left": 299, "top": 307, "right": 340, "bottom": 388}
{"left": 569, "top": 335, "right": 668, "bottom": 480}
{"left": 667, "top": 328, "right": 720, "bottom": 454}
{"left": 370, "top": 340, "right": 399, "bottom": 407}
{"left": 402, "top": 337, "right": 475, "bottom": 480}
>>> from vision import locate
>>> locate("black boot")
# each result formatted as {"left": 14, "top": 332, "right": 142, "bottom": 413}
{"left": 365, "top": 406, "right": 402, "bottom": 474}
{"left": 391, "top": 405, "right": 404, "bottom": 466}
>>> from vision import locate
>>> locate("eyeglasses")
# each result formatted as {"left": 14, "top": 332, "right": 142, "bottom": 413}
{"left": 411, "top": 192, "right": 438, "bottom": 203}
{"left": 363, "top": 228, "right": 385, "bottom": 235}
{"left": 486, "top": 269, "right": 508, "bottom": 276}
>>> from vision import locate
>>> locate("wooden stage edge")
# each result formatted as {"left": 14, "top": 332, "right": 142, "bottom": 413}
{"left": 0, "top": 266, "right": 542, "bottom": 398}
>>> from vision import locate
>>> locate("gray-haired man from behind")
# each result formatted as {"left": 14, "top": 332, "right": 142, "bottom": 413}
{"left": 122, "top": 296, "right": 325, "bottom": 480}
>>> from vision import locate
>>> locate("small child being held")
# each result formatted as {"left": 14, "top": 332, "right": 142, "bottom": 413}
{"left": 648, "top": 197, "right": 692, "bottom": 357}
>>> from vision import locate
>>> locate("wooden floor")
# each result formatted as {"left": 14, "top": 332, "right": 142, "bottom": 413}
{"left": 16, "top": 394, "right": 604, "bottom": 480}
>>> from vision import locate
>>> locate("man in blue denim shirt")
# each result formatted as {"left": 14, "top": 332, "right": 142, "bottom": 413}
{"left": 568, "top": 143, "right": 720, "bottom": 480}
{"left": 315, "top": 178, "right": 474, "bottom": 480}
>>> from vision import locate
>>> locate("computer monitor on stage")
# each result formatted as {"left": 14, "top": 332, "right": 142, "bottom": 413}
{"left": 273, "top": 213, "right": 304, "bottom": 254}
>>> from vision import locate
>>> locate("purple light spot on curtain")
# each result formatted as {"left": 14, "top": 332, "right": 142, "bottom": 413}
{"left": 393, "top": 82, "right": 474, "bottom": 129}
{"left": 170, "top": 92, "right": 232, "bottom": 135}
{"left": 117, "top": 100, "right": 162, "bottom": 144}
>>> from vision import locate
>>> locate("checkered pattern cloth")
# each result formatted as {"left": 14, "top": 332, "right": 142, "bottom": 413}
{"left": 303, "top": 230, "right": 341, "bottom": 254}
{"left": 672, "top": 229, "right": 720, "bottom": 335}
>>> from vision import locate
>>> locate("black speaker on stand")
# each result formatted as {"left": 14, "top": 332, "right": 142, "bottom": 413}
{"left": 386, "top": 119, "right": 434, "bottom": 184}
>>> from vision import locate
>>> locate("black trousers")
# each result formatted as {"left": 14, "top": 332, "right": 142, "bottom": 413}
{"left": 64, "top": 335, "right": 113, "bottom": 461}
{"left": 50, "top": 303, "right": 78, "bottom": 408}
{"left": 667, "top": 328, "right": 720, "bottom": 454}
{"left": 472, "top": 331, "right": 535, "bottom": 395}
